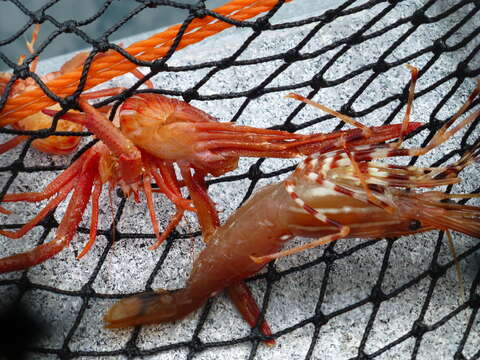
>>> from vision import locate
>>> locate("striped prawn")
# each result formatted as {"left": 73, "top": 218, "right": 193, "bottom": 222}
{"left": 104, "top": 79, "right": 480, "bottom": 333}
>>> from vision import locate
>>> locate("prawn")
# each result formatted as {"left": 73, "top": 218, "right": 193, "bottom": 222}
{"left": 104, "top": 81, "right": 480, "bottom": 333}
{"left": 0, "top": 25, "right": 152, "bottom": 155}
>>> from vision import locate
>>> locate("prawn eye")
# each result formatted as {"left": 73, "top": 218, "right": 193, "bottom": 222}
{"left": 409, "top": 219, "right": 422, "bottom": 231}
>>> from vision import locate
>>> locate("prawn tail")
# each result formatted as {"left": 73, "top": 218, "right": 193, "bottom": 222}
{"left": 104, "top": 288, "right": 206, "bottom": 328}
{"left": 395, "top": 191, "right": 480, "bottom": 239}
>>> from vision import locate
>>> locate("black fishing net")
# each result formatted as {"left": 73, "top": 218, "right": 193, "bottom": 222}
{"left": 0, "top": 0, "right": 479, "bottom": 359}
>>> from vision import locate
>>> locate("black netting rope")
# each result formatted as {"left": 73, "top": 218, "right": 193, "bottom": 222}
{"left": 0, "top": 0, "right": 479, "bottom": 359}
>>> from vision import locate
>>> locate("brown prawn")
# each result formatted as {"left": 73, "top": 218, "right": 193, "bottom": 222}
{"left": 104, "top": 80, "right": 480, "bottom": 330}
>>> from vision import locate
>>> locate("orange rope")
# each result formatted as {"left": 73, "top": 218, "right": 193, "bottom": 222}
{"left": 0, "top": 0, "right": 291, "bottom": 125}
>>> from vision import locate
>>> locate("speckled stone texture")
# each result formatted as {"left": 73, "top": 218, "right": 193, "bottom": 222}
{"left": 1, "top": 1, "right": 479, "bottom": 359}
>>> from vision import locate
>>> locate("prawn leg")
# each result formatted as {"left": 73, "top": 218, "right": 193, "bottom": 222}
{"left": 179, "top": 164, "right": 219, "bottom": 240}
{"left": 287, "top": 64, "right": 420, "bottom": 148}
{"left": 227, "top": 282, "right": 275, "bottom": 346}
{"left": 0, "top": 152, "right": 99, "bottom": 273}
{"left": 1, "top": 146, "right": 87, "bottom": 203}
{"left": 387, "top": 79, "right": 480, "bottom": 159}
{"left": 0, "top": 135, "right": 28, "bottom": 154}
{"left": 286, "top": 93, "right": 372, "bottom": 137}
{"left": 0, "top": 178, "right": 75, "bottom": 239}
{"left": 445, "top": 229, "right": 464, "bottom": 300}
{"left": 140, "top": 163, "right": 186, "bottom": 251}
{"left": 147, "top": 208, "right": 185, "bottom": 251}
{"left": 77, "top": 174, "right": 102, "bottom": 259}
{"left": 152, "top": 159, "right": 194, "bottom": 211}
{"left": 142, "top": 172, "right": 163, "bottom": 245}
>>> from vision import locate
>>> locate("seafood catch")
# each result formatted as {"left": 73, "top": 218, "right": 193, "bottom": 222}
{"left": 0, "top": 65, "right": 423, "bottom": 343}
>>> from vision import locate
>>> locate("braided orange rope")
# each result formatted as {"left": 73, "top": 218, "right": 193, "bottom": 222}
{"left": 0, "top": 0, "right": 291, "bottom": 125}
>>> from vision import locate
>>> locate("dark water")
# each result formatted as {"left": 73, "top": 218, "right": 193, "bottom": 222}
{"left": 0, "top": 0, "right": 228, "bottom": 70}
